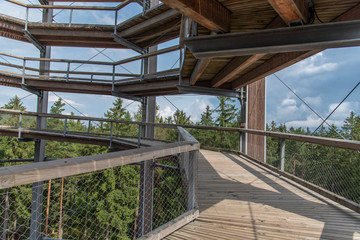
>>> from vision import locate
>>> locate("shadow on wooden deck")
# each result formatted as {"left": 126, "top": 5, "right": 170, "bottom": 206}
{"left": 167, "top": 150, "right": 360, "bottom": 240}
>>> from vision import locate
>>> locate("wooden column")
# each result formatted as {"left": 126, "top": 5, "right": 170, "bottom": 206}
{"left": 246, "top": 78, "right": 266, "bottom": 162}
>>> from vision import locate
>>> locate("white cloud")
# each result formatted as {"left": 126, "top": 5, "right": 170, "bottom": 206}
{"left": 286, "top": 52, "right": 338, "bottom": 77}
{"left": 91, "top": 11, "right": 116, "bottom": 25}
{"left": 304, "top": 96, "right": 322, "bottom": 107}
{"left": 277, "top": 101, "right": 360, "bottom": 129}
{"left": 327, "top": 101, "right": 360, "bottom": 120}
{"left": 184, "top": 98, "right": 213, "bottom": 122}
{"left": 281, "top": 98, "right": 296, "bottom": 106}
{"left": 285, "top": 116, "right": 343, "bottom": 129}
{"left": 159, "top": 106, "right": 175, "bottom": 119}
{"left": 48, "top": 95, "right": 84, "bottom": 107}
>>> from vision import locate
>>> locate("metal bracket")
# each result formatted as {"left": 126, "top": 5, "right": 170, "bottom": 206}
{"left": 113, "top": 34, "right": 145, "bottom": 54}
{"left": 112, "top": 91, "right": 144, "bottom": 102}
{"left": 18, "top": 138, "right": 35, "bottom": 142}
{"left": 288, "top": 19, "right": 304, "bottom": 27}
{"left": 177, "top": 85, "right": 241, "bottom": 98}
{"left": 24, "top": 30, "right": 45, "bottom": 54}
{"left": 38, "top": 0, "right": 49, "bottom": 5}
{"left": 21, "top": 84, "right": 42, "bottom": 97}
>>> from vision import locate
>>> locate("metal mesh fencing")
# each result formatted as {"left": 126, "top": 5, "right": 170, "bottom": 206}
{"left": 266, "top": 139, "right": 360, "bottom": 204}
{"left": 0, "top": 154, "right": 192, "bottom": 240}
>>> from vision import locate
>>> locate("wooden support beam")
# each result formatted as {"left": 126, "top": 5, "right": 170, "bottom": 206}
{"left": 268, "top": 0, "right": 310, "bottom": 24}
{"left": 232, "top": 3, "right": 360, "bottom": 89}
{"left": 190, "top": 58, "right": 212, "bottom": 85}
{"left": 232, "top": 51, "right": 317, "bottom": 89}
{"left": 161, "top": 0, "right": 231, "bottom": 32}
{"left": 211, "top": 55, "right": 264, "bottom": 88}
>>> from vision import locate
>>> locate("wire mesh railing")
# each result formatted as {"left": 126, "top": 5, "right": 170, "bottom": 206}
{"left": 265, "top": 137, "right": 360, "bottom": 207}
{"left": 1, "top": 108, "right": 359, "bottom": 218}
{"left": 0, "top": 156, "right": 194, "bottom": 240}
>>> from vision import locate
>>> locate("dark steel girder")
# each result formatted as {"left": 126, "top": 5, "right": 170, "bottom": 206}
{"left": 177, "top": 85, "right": 240, "bottom": 98}
{"left": 185, "top": 20, "right": 360, "bottom": 58}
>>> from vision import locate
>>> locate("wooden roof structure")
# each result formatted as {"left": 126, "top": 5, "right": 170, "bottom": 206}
{"left": 177, "top": 0, "right": 360, "bottom": 91}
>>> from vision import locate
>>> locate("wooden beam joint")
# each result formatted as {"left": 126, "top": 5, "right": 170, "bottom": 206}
{"left": 161, "top": 0, "right": 231, "bottom": 32}
{"left": 268, "top": 0, "right": 310, "bottom": 24}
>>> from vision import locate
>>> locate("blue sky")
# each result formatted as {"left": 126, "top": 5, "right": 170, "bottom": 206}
{"left": 0, "top": 0, "right": 359, "bottom": 129}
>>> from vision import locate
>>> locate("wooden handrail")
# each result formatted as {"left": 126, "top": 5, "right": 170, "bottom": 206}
{"left": 0, "top": 141, "right": 199, "bottom": 189}
{"left": 1, "top": 109, "right": 359, "bottom": 151}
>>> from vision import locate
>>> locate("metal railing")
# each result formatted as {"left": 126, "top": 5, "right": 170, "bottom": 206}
{"left": 0, "top": 122, "right": 200, "bottom": 239}
{"left": 6, "top": 0, "right": 135, "bottom": 27}
{"left": 1, "top": 109, "right": 359, "bottom": 214}
{"left": 0, "top": 45, "right": 180, "bottom": 88}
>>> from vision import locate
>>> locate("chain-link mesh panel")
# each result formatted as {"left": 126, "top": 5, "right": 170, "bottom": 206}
{"left": 267, "top": 139, "right": 360, "bottom": 205}
{"left": 1, "top": 154, "right": 194, "bottom": 239}
{"left": 152, "top": 155, "right": 187, "bottom": 229}
{"left": 1, "top": 164, "right": 140, "bottom": 240}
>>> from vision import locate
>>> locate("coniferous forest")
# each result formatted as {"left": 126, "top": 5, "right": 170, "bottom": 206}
{"left": 0, "top": 95, "right": 359, "bottom": 239}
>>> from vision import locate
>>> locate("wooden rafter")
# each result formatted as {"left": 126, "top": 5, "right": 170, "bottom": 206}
{"left": 232, "top": 3, "right": 360, "bottom": 89}
{"left": 190, "top": 58, "right": 212, "bottom": 85}
{"left": 161, "top": 0, "right": 231, "bottom": 32}
{"left": 209, "top": 16, "right": 285, "bottom": 88}
{"left": 211, "top": 55, "right": 264, "bottom": 88}
{"left": 268, "top": 0, "right": 310, "bottom": 24}
{"left": 232, "top": 51, "right": 318, "bottom": 89}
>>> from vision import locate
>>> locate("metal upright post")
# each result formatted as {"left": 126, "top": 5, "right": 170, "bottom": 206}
{"left": 18, "top": 113, "right": 22, "bottom": 139}
{"left": 30, "top": 3, "right": 52, "bottom": 240}
{"left": 63, "top": 118, "right": 67, "bottom": 136}
{"left": 280, "top": 139, "right": 285, "bottom": 171}
{"left": 110, "top": 122, "right": 114, "bottom": 148}
{"left": 187, "top": 150, "right": 197, "bottom": 210}
{"left": 137, "top": 0, "right": 158, "bottom": 236}
{"left": 239, "top": 87, "right": 248, "bottom": 154}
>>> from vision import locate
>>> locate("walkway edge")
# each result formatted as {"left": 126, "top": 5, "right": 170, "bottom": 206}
{"left": 138, "top": 209, "right": 199, "bottom": 240}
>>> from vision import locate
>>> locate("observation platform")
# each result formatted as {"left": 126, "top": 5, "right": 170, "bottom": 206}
{"left": 167, "top": 150, "right": 360, "bottom": 240}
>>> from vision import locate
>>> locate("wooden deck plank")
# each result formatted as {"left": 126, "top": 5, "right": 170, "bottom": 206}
{"left": 166, "top": 150, "right": 360, "bottom": 240}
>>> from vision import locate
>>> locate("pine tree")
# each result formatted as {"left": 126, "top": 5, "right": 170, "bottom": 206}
{"left": 3, "top": 96, "right": 25, "bottom": 111}
{"left": 50, "top": 98, "right": 65, "bottom": 114}
{"left": 104, "top": 98, "right": 133, "bottom": 137}
{"left": 215, "top": 97, "right": 238, "bottom": 149}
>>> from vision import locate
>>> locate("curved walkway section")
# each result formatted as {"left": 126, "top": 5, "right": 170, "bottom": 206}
{"left": 167, "top": 150, "right": 360, "bottom": 240}
{"left": 0, "top": 4, "right": 180, "bottom": 48}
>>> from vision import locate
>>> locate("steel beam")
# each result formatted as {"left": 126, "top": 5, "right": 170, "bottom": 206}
{"left": 177, "top": 85, "right": 240, "bottom": 98}
{"left": 185, "top": 20, "right": 360, "bottom": 58}
{"left": 21, "top": 84, "right": 42, "bottom": 97}
{"left": 111, "top": 91, "right": 144, "bottom": 102}
{"left": 114, "top": 34, "right": 146, "bottom": 54}
{"left": 24, "top": 30, "right": 45, "bottom": 54}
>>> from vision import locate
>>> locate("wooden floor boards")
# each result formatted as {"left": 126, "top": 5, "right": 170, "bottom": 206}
{"left": 166, "top": 150, "right": 360, "bottom": 240}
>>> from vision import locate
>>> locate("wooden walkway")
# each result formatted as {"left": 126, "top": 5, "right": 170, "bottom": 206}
{"left": 166, "top": 150, "right": 360, "bottom": 240}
